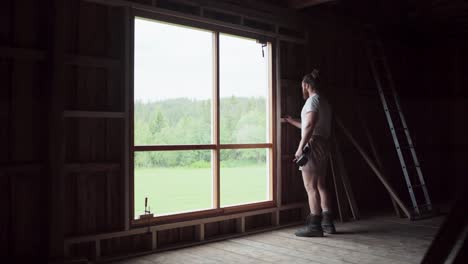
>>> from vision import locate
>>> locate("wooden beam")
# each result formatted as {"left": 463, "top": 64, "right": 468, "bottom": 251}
{"left": 65, "top": 203, "right": 306, "bottom": 243}
{"left": 64, "top": 163, "right": 120, "bottom": 173}
{"left": 0, "top": 163, "right": 43, "bottom": 174}
{"left": 82, "top": 0, "right": 307, "bottom": 44}
{"left": 63, "top": 111, "right": 125, "bottom": 119}
{"left": 64, "top": 54, "right": 121, "bottom": 69}
{"left": 288, "top": 0, "right": 335, "bottom": 9}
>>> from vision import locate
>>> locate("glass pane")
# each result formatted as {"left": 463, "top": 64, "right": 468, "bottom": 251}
{"left": 219, "top": 34, "right": 270, "bottom": 144}
{"left": 220, "top": 148, "right": 270, "bottom": 207}
{"left": 134, "top": 17, "right": 213, "bottom": 145}
{"left": 134, "top": 150, "right": 213, "bottom": 218}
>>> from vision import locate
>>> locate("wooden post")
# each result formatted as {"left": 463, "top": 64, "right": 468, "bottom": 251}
{"left": 195, "top": 224, "right": 205, "bottom": 241}
{"left": 236, "top": 217, "right": 245, "bottom": 233}
{"left": 335, "top": 118, "right": 412, "bottom": 219}
{"left": 275, "top": 38, "right": 282, "bottom": 209}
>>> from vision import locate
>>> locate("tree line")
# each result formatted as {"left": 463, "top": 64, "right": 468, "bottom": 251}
{"left": 134, "top": 97, "right": 268, "bottom": 168}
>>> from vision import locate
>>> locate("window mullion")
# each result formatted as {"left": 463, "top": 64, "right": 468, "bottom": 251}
{"left": 212, "top": 31, "right": 220, "bottom": 209}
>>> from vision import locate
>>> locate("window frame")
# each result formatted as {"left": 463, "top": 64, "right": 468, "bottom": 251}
{"left": 130, "top": 10, "right": 277, "bottom": 227}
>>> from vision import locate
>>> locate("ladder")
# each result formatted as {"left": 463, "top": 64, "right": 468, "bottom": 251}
{"left": 365, "top": 29, "right": 433, "bottom": 218}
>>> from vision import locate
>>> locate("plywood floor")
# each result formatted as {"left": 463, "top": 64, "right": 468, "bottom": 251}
{"left": 113, "top": 215, "right": 444, "bottom": 264}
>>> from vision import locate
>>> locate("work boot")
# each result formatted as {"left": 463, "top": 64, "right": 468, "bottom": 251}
{"left": 321, "top": 211, "right": 336, "bottom": 234}
{"left": 294, "top": 214, "right": 324, "bottom": 237}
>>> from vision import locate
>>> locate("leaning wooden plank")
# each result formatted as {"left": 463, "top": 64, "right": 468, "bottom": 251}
{"left": 333, "top": 137, "right": 360, "bottom": 220}
{"left": 328, "top": 145, "right": 346, "bottom": 222}
{"left": 335, "top": 118, "right": 412, "bottom": 219}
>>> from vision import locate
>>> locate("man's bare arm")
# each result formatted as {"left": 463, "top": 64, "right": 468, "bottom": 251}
{"left": 297, "top": 111, "right": 319, "bottom": 154}
{"left": 281, "top": 115, "right": 301, "bottom": 129}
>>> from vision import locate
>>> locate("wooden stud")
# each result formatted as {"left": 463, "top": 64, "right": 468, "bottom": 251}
{"left": 95, "top": 239, "right": 101, "bottom": 259}
{"left": 236, "top": 217, "right": 246, "bottom": 233}
{"left": 124, "top": 6, "right": 132, "bottom": 231}
{"left": 272, "top": 210, "right": 280, "bottom": 226}
{"left": 269, "top": 41, "right": 276, "bottom": 205}
{"left": 195, "top": 224, "right": 205, "bottom": 241}
{"left": 152, "top": 230, "right": 157, "bottom": 250}
{"left": 275, "top": 38, "right": 282, "bottom": 208}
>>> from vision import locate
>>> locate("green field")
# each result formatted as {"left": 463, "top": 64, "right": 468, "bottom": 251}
{"left": 134, "top": 165, "right": 268, "bottom": 218}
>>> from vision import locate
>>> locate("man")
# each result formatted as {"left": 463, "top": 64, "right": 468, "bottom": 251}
{"left": 282, "top": 69, "right": 335, "bottom": 237}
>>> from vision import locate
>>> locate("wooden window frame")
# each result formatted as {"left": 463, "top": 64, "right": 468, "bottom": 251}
{"left": 130, "top": 10, "right": 277, "bottom": 227}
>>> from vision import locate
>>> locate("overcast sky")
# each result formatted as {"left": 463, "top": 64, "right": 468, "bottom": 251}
{"left": 134, "top": 17, "right": 269, "bottom": 102}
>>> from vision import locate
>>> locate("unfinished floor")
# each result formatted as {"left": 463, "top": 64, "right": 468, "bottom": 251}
{"left": 112, "top": 215, "right": 444, "bottom": 264}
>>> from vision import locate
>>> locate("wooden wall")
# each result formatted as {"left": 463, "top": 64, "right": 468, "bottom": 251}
{"left": 2, "top": 0, "right": 311, "bottom": 261}
{"left": 303, "top": 3, "right": 468, "bottom": 214}
{"left": 0, "top": 0, "right": 50, "bottom": 260}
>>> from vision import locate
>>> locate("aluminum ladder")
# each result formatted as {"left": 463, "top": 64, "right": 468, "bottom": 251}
{"left": 365, "top": 29, "right": 433, "bottom": 219}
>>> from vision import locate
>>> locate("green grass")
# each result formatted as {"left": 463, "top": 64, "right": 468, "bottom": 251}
{"left": 134, "top": 165, "right": 268, "bottom": 218}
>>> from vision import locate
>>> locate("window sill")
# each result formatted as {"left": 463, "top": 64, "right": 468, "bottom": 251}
{"left": 131, "top": 200, "right": 276, "bottom": 227}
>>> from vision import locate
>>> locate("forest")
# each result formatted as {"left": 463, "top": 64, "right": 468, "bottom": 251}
{"left": 134, "top": 96, "right": 269, "bottom": 168}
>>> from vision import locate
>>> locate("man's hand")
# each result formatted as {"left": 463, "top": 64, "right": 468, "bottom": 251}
{"left": 281, "top": 115, "right": 293, "bottom": 124}
{"left": 294, "top": 147, "right": 303, "bottom": 161}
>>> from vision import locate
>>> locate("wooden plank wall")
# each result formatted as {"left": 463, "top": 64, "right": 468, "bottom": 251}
{"left": 60, "top": 0, "right": 309, "bottom": 261}
{"left": 303, "top": 4, "right": 468, "bottom": 213}
{"left": 304, "top": 8, "right": 396, "bottom": 213}
{"left": 60, "top": 1, "right": 128, "bottom": 260}
{"left": 1, "top": 0, "right": 309, "bottom": 261}
{"left": 62, "top": 0, "right": 125, "bottom": 238}
{"left": 0, "top": 0, "right": 50, "bottom": 260}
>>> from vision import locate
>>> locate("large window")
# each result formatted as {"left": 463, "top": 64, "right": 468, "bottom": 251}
{"left": 133, "top": 17, "right": 274, "bottom": 220}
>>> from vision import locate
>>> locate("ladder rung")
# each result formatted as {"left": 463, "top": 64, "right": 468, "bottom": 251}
{"left": 403, "top": 165, "right": 421, "bottom": 169}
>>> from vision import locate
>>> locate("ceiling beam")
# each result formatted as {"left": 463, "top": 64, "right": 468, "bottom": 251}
{"left": 288, "top": 0, "right": 335, "bottom": 9}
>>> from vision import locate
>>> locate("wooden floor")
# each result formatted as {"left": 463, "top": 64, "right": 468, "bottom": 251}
{"left": 113, "top": 215, "right": 444, "bottom": 264}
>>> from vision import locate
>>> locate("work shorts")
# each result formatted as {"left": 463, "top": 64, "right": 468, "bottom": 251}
{"left": 299, "top": 135, "right": 330, "bottom": 173}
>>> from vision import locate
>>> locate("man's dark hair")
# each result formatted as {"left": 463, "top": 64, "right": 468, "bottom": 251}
{"left": 302, "top": 69, "right": 320, "bottom": 92}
